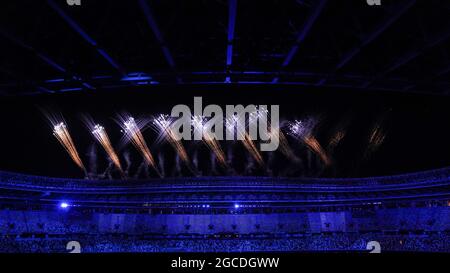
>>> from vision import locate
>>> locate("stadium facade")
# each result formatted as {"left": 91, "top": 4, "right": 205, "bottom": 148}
{"left": 0, "top": 168, "right": 449, "bottom": 252}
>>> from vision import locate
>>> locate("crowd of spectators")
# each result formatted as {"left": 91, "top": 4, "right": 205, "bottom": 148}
{"left": 0, "top": 233, "right": 448, "bottom": 253}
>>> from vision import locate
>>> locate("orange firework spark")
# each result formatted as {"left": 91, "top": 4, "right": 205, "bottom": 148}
{"left": 192, "top": 115, "right": 227, "bottom": 168}
{"left": 153, "top": 114, "right": 190, "bottom": 165}
{"left": 52, "top": 122, "right": 86, "bottom": 171}
{"left": 368, "top": 125, "right": 386, "bottom": 147}
{"left": 304, "top": 136, "right": 332, "bottom": 166}
{"left": 365, "top": 110, "right": 390, "bottom": 158}
{"left": 120, "top": 115, "right": 160, "bottom": 176}
{"left": 328, "top": 130, "right": 346, "bottom": 149}
{"left": 250, "top": 108, "right": 298, "bottom": 162}
{"left": 226, "top": 114, "right": 264, "bottom": 167}
{"left": 205, "top": 136, "right": 227, "bottom": 168}
{"left": 365, "top": 123, "right": 386, "bottom": 158}
{"left": 243, "top": 132, "right": 264, "bottom": 166}
{"left": 91, "top": 124, "right": 123, "bottom": 173}
{"left": 278, "top": 130, "right": 300, "bottom": 162}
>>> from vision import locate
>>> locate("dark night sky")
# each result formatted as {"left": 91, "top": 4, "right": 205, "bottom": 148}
{"left": 0, "top": 84, "right": 449, "bottom": 179}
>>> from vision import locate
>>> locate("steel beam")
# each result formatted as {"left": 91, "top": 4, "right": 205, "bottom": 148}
{"left": 47, "top": 0, "right": 126, "bottom": 76}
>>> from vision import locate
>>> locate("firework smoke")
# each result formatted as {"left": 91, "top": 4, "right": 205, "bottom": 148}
{"left": 52, "top": 121, "right": 86, "bottom": 172}
{"left": 225, "top": 114, "right": 264, "bottom": 167}
{"left": 192, "top": 115, "right": 228, "bottom": 168}
{"left": 172, "top": 154, "right": 182, "bottom": 177}
{"left": 288, "top": 118, "right": 331, "bottom": 166}
{"left": 102, "top": 160, "right": 114, "bottom": 180}
{"left": 134, "top": 160, "right": 147, "bottom": 179}
{"left": 192, "top": 149, "right": 199, "bottom": 170}
{"left": 87, "top": 144, "right": 98, "bottom": 178}
{"left": 119, "top": 115, "right": 160, "bottom": 177}
{"left": 158, "top": 152, "right": 165, "bottom": 178}
{"left": 123, "top": 149, "right": 132, "bottom": 176}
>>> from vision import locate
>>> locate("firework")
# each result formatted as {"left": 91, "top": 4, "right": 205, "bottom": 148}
{"left": 369, "top": 125, "right": 386, "bottom": 146}
{"left": 364, "top": 111, "right": 390, "bottom": 159}
{"left": 328, "top": 130, "right": 346, "bottom": 149}
{"left": 192, "top": 115, "right": 227, "bottom": 168}
{"left": 365, "top": 123, "right": 386, "bottom": 158}
{"left": 225, "top": 114, "right": 264, "bottom": 166}
{"left": 52, "top": 122, "right": 86, "bottom": 172}
{"left": 242, "top": 132, "right": 264, "bottom": 166}
{"left": 327, "top": 115, "right": 352, "bottom": 153}
{"left": 277, "top": 129, "right": 299, "bottom": 162}
{"left": 304, "top": 136, "right": 331, "bottom": 166}
{"left": 288, "top": 119, "right": 331, "bottom": 166}
{"left": 288, "top": 119, "right": 316, "bottom": 139}
{"left": 251, "top": 108, "right": 298, "bottom": 161}
{"left": 91, "top": 124, "right": 123, "bottom": 173}
{"left": 152, "top": 114, "right": 190, "bottom": 165}
{"left": 119, "top": 115, "right": 160, "bottom": 176}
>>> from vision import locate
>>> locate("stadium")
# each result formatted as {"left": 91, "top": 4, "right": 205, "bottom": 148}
{"left": 0, "top": 169, "right": 449, "bottom": 253}
{"left": 0, "top": 0, "right": 449, "bottom": 254}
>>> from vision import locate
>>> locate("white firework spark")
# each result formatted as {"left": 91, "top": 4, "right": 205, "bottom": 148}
{"left": 287, "top": 118, "right": 331, "bottom": 166}
{"left": 152, "top": 114, "right": 190, "bottom": 165}
{"left": 52, "top": 122, "right": 86, "bottom": 172}
{"left": 119, "top": 115, "right": 160, "bottom": 176}
{"left": 91, "top": 124, "right": 123, "bottom": 173}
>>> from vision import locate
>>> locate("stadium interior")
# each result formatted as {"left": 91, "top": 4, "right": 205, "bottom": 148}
{"left": 0, "top": 0, "right": 449, "bottom": 253}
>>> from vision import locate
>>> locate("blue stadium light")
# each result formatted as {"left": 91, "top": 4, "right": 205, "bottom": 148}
{"left": 44, "top": 78, "right": 66, "bottom": 83}
{"left": 59, "top": 202, "right": 69, "bottom": 209}
{"left": 234, "top": 204, "right": 240, "bottom": 209}
{"left": 59, "top": 87, "right": 83, "bottom": 92}
{"left": 121, "top": 72, "right": 152, "bottom": 82}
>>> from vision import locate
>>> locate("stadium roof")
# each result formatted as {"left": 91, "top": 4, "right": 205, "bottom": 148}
{"left": 0, "top": 0, "right": 449, "bottom": 96}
